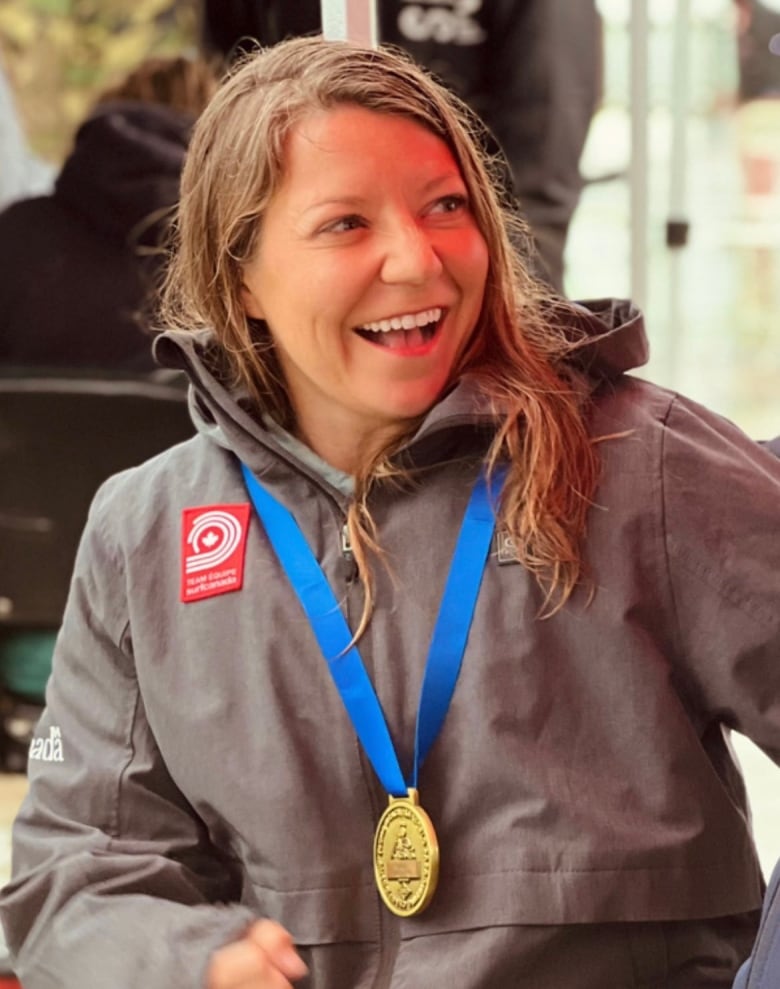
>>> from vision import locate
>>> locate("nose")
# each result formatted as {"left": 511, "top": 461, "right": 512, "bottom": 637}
{"left": 379, "top": 217, "right": 443, "bottom": 285}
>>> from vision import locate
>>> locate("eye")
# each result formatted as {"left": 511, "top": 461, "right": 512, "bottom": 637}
{"left": 429, "top": 194, "right": 469, "bottom": 215}
{"left": 321, "top": 214, "right": 367, "bottom": 234}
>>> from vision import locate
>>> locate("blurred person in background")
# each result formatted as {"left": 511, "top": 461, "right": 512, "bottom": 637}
{"left": 0, "top": 54, "right": 219, "bottom": 373}
{"left": 200, "top": 0, "right": 602, "bottom": 294}
{"left": 735, "top": 0, "right": 780, "bottom": 108}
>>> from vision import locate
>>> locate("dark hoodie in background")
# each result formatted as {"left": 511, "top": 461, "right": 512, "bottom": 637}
{"left": 0, "top": 100, "right": 192, "bottom": 372}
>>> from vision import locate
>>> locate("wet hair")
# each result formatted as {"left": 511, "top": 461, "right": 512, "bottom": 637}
{"left": 97, "top": 55, "right": 221, "bottom": 119}
{"left": 160, "top": 36, "right": 600, "bottom": 620}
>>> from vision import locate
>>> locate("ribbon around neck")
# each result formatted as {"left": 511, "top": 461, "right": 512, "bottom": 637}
{"left": 241, "top": 461, "right": 505, "bottom": 797}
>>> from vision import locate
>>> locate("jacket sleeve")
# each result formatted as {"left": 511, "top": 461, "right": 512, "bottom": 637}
{"left": 733, "top": 857, "right": 780, "bottom": 988}
{"left": 0, "top": 483, "right": 256, "bottom": 989}
{"left": 661, "top": 395, "right": 780, "bottom": 762}
{"left": 762, "top": 436, "right": 780, "bottom": 458}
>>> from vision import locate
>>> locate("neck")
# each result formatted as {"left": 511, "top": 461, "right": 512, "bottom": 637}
{"left": 295, "top": 415, "right": 410, "bottom": 476}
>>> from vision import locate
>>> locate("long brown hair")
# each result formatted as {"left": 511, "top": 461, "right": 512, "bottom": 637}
{"left": 160, "top": 36, "right": 600, "bottom": 621}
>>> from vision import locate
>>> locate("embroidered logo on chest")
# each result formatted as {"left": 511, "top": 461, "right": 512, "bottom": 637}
{"left": 181, "top": 504, "right": 251, "bottom": 602}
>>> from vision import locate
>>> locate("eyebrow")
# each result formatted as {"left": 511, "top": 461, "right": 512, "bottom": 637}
{"left": 300, "top": 171, "right": 466, "bottom": 216}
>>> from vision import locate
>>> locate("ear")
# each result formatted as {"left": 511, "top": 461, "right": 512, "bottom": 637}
{"left": 241, "top": 283, "right": 265, "bottom": 320}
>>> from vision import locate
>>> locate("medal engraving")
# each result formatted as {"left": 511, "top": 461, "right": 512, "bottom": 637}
{"left": 373, "top": 788, "right": 439, "bottom": 916}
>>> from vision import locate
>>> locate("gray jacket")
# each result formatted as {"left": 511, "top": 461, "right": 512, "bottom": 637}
{"left": 2, "top": 301, "right": 779, "bottom": 988}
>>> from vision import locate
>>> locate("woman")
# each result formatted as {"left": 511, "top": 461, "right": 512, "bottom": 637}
{"left": 1, "top": 37, "right": 778, "bottom": 989}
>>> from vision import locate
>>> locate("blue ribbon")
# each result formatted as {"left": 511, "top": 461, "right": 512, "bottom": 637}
{"left": 241, "top": 462, "right": 504, "bottom": 797}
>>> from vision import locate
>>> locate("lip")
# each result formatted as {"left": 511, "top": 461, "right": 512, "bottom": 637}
{"left": 354, "top": 308, "right": 447, "bottom": 356}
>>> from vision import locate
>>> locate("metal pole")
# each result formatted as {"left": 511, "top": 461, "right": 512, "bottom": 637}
{"left": 669, "top": 0, "right": 691, "bottom": 228}
{"left": 320, "top": 0, "right": 378, "bottom": 46}
{"left": 666, "top": 0, "right": 692, "bottom": 386}
{"left": 630, "top": 0, "right": 650, "bottom": 309}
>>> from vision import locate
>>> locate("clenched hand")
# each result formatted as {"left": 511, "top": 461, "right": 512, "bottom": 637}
{"left": 206, "top": 919, "right": 309, "bottom": 988}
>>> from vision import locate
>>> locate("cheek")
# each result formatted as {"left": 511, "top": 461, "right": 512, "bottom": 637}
{"left": 469, "top": 234, "right": 490, "bottom": 286}
{"left": 278, "top": 266, "right": 343, "bottom": 326}
{"left": 450, "top": 231, "right": 490, "bottom": 299}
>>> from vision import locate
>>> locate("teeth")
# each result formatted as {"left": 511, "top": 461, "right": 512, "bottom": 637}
{"left": 360, "top": 307, "right": 442, "bottom": 333}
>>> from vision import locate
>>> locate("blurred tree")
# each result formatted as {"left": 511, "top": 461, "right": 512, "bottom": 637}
{"left": 0, "top": 0, "right": 196, "bottom": 163}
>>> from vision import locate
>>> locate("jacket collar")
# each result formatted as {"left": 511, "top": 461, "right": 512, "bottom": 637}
{"left": 154, "top": 298, "right": 648, "bottom": 492}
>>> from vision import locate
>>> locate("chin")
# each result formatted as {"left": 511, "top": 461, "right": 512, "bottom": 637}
{"left": 386, "top": 374, "right": 452, "bottom": 413}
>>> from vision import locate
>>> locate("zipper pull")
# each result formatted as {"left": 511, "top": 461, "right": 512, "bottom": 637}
{"left": 341, "top": 521, "right": 353, "bottom": 561}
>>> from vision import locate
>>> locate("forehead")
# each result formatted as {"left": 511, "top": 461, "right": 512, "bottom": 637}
{"left": 277, "top": 106, "right": 463, "bottom": 196}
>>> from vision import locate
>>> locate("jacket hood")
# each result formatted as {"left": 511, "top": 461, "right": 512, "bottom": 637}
{"left": 154, "top": 297, "right": 649, "bottom": 481}
{"left": 55, "top": 100, "right": 193, "bottom": 245}
{"left": 556, "top": 298, "right": 648, "bottom": 378}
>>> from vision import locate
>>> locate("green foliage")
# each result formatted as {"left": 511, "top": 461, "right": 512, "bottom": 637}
{"left": 0, "top": 0, "right": 197, "bottom": 163}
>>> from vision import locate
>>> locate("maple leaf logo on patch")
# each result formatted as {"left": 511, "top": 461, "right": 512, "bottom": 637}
{"left": 184, "top": 510, "right": 244, "bottom": 575}
{"left": 181, "top": 504, "right": 252, "bottom": 603}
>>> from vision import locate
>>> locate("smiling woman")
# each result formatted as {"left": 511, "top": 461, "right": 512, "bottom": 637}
{"left": 2, "top": 34, "right": 779, "bottom": 989}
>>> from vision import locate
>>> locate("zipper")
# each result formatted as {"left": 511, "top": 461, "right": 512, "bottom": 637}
{"left": 369, "top": 899, "right": 401, "bottom": 989}
{"left": 341, "top": 520, "right": 354, "bottom": 560}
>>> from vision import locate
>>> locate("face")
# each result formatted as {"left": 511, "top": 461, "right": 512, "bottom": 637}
{"left": 241, "top": 105, "right": 489, "bottom": 467}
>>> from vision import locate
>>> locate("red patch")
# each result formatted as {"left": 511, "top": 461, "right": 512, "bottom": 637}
{"left": 181, "top": 504, "right": 251, "bottom": 602}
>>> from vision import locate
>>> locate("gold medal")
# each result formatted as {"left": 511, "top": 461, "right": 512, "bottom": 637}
{"left": 373, "top": 788, "right": 439, "bottom": 916}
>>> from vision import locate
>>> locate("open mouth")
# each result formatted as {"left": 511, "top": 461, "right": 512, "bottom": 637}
{"left": 354, "top": 307, "right": 444, "bottom": 351}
